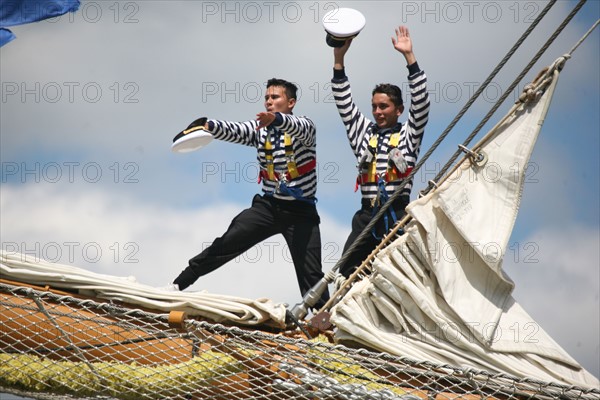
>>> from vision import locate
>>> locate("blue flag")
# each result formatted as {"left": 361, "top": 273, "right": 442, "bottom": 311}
{"left": 0, "top": 0, "right": 80, "bottom": 46}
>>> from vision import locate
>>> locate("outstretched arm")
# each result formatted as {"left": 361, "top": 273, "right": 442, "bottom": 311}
{"left": 205, "top": 118, "right": 259, "bottom": 147}
{"left": 256, "top": 112, "right": 316, "bottom": 146}
{"left": 392, "top": 26, "right": 416, "bottom": 66}
{"left": 256, "top": 112, "right": 276, "bottom": 130}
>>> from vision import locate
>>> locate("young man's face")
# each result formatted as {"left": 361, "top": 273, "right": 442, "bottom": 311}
{"left": 264, "top": 85, "right": 296, "bottom": 114}
{"left": 372, "top": 93, "right": 404, "bottom": 129}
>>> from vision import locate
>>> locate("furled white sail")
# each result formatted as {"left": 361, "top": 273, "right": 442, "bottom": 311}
{"left": 0, "top": 251, "right": 287, "bottom": 327}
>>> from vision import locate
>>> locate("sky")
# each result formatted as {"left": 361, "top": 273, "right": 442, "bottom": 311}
{"left": 1, "top": 0, "right": 599, "bottom": 393}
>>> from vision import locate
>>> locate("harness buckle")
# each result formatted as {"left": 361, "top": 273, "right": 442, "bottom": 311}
{"left": 274, "top": 168, "right": 286, "bottom": 193}
{"left": 278, "top": 168, "right": 288, "bottom": 183}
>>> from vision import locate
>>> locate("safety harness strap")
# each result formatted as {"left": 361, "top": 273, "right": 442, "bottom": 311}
{"left": 371, "top": 177, "right": 398, "bottom": 240}
{"left": 355, "top": 167, "right": 413, "bottom": 192}
{"left": 258, "top": 158, "right": 316, "bottom": 183}
{"left": 264, "top": 132, "right": 276, "bottom": 181}
{"left": 284, "top": 133, "right": 300, "bottom": 179}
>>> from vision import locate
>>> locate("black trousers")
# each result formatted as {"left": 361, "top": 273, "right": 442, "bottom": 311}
{"left": 338, "top": 195, "right": 410, "bottom": 278}
{"left": 174, "top": 194, "right": 330, "bottom": 309}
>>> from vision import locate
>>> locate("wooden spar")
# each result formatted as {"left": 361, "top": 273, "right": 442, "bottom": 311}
{"left": 0, "top": 290, "right": 196, "bottom": 366}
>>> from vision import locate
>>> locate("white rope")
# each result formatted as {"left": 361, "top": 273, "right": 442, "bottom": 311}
{"left": 567, "top": 18, "right": 600, "bottom": 56}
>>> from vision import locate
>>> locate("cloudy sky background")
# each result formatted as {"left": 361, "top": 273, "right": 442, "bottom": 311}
{"left": 1, "top": 0, "right": 598, "bottom": 383}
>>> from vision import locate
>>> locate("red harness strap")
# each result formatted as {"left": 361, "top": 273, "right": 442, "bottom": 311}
{"left": 258, "top": 159, "right": 317, "bottom": 183}
{"left": 355, "top": 167, "right": 413, "bottom": 192}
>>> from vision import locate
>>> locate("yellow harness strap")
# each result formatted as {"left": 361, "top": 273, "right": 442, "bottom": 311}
{"left": 367, "top": 135, "right": 378, "bottom": 182}
{"left": 265, "top": 133, "right": 275, "bottom": 181}
{"left": 284, "top": 133, "right": 299, "bottom": 179}
{"left": 366, "top": 132, "right": 401, "bottom": 182}
{"left": 386, "top": 132, "right": 401, "bottom": 181}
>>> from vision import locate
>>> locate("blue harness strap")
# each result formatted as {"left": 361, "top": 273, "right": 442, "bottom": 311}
{"left": 371, "top": 177, "right": 397, "bottom": 240}
{"left": 263, "top": 178, "right": 317, "bottom": 205}
{"left": 277, "top": 181, "right": 316, "bottom": 204}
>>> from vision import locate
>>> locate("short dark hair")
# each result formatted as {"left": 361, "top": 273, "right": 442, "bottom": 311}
{"left": 372, "top": 84, "right": 403, "bottom": 107}
{"left": 267, "top": 78, "right": 298, "bottom": 101}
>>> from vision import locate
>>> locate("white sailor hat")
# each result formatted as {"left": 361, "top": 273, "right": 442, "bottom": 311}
{"left": 172, "top": 117, "right": 214, "bottom": 153}
{"left": 322, "top": 8, "right": 366, "bottom": 47}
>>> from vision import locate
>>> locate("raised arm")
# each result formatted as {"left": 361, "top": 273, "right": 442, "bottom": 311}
{"left": 396, "top": 26, "right": 429, "bottom": 155}
{"left": 392, "top": 25, "right": 417, "bottom": 66}
{"left": 333, "top": 38, "right": 353, "bottom": 70}
{"left": 330, "top": 38, "right": 372, "bottom": 158}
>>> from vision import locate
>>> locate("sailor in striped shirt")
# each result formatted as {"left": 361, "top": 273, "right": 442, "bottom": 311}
{"left": 171, "top": 78, "right": 329, "bottom": 308}
{"left": 331, "top": 26, "right": 430, "bottom": 278}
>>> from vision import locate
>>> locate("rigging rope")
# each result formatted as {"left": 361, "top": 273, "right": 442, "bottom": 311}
{"left": 322, "top": 0, "right": 592, "bottom": 309}
{"left": 568, "top": 17, "right": 599, "bottom": 55}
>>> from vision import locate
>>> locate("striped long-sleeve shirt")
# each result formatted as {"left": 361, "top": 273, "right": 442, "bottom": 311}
{"left": 206, "top": 112, "right": 317, "bottom": 201}
{"left": 331, "top": 63, "right": 430, "bottom": 200}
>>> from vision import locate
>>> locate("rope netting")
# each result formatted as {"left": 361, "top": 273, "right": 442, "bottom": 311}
{"left": 2, "top": 281, "right": 598, "bottom": 400}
